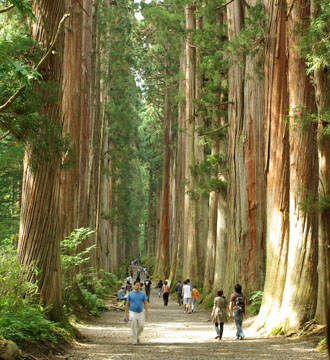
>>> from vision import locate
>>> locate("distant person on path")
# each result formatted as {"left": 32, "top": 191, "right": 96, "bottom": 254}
{"left": 162, "top": 281, "right": 170, "bottom": 306}
{"left": 229, "top": 284, "right": 247, "bottom": 340}
{"left": 124, "top": 281, "right": 149, "bottom": 345}
{"left": 175, "top": 280, "right": 183, "bottom": 306}
{"left": 182, "top": 280, "right": 192, "bottom": 314}
{"left": 144, "top": 276, "right": 152, "bottom": 302}
{"left": 117, "top": 286, "right": 126, "bottom": 302}
{"left": 125, "top": 280, "right": 132, "bottom": 294}
{"left": 191, "top": 285, "right": 199, "bottom": 312}
{"left": 211, "top": 290, "right": 228, "bottom": 340}
{"left": 157, "top": 279, "right": 163, "bottom": 298}
{"left": 136, "top": 271, "right": 141, "bottom": 283}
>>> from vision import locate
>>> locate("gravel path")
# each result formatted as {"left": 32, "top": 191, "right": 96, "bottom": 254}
{"left": 56, "top": 284, "right": 327, "bottom": 360}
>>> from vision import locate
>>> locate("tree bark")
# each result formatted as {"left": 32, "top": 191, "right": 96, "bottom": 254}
{"left": 225, "top": 0, "right": 266, "bottom": 298}
{"left": 18, "top": 0, "right": 66, "bottom": 323}
{"left": 279, "top": 0, "right": 318, "bottom": 330}
{"left": 256, "top": 0, "right": 289, "bottom": 332}
{"left": 311, "top": 0, "right": 330, "bottom": 326}
{"left": 182, "top": 3, "right": 199, "bottom": 284}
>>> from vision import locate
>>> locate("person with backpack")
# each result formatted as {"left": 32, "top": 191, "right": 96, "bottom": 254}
{"left": 175, "top": 280, "right": 183, "bottom": 306}
{"left": 211, "top": 290, "right": 228, "bottom": 340}
{"left": 162, "top": 281, "right": 170, "bottom": 306}
{"left": 229, "top": 284, "right": 247, "bottom": 340}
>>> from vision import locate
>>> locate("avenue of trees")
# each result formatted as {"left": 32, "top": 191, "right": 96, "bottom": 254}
{"left": 0, "top": 0, "right": 330, "bottom": 349}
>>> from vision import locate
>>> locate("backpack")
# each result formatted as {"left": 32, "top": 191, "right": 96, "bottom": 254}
{"left": 235, "top": 295, "right": 245, "bottom": 313}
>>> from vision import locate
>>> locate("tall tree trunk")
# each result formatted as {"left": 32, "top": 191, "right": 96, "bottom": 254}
{"left": 17, "top": 0, "right": 67, "bottom": 324}
{"left": 146, "top": 168, "right": 154, "bottom": 261}
{"left": 256, "top": 0, "right": 289, "bottom": 333}
{"left": 182, "top": 3, "right": 199, "bottom": 284}
{"left": 226, "top": 0, "right": 266, "bottom": 297}
{"left": 279, "top": 0, "right": 318, "bottom": 330}
{"left": 311, "top": 0, "right": 330, "bottom": 325}
{"left": 311, "top": 0, "right": 330, "bottom": 326}
{"left": 169, "top": 44, "right": 186, "bottom": 285}
{"left": 157, "top": 48, "right": 172, "bottom": 278}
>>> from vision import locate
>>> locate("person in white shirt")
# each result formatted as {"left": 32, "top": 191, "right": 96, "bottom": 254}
{"left": 182, "top": 280, "right": 192, "bottom": 314}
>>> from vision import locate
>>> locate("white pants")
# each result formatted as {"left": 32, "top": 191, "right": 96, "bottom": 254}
{"left": 129, "top": 311, "right": 145, "bottom": 344}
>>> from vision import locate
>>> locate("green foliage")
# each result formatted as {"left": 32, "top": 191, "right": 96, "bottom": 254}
{"left": 316, "top": 337, "right": 328, "bottom": 353}
{"left": 301, "top": 0, "right": 330, "bottom": 73}
{"left": 7, "top": 0, "right": 35, "bottom": 19}
{"left": 226, "top": 2, "right": 266, "bottom": 67}
{"left": 80, "top": 289, "right": 106, "bottom": 316}
{"left": 248, "top": 290, "right": 263, "bottom": 315}
{"left": 189, "top": 152, "right": 227, "bottom": 198}
{"left": 0, "top": 133, "right": 23, "bottom": 244}
{"left": 60, "top": 228, "right": 96, "bottom": 274}
{"left": 0, "top": 243, "right": 63, "bottom": 345}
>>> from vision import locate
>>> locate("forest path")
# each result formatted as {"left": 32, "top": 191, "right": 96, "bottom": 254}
{"left": 57, "top": 271, "right": 327, "bottom": 360}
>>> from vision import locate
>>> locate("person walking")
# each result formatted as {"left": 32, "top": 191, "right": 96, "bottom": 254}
{"left": 229, "top": 284, "right": 247, "bottom": 340}
{"left": 162, "top": 281, "right": 170, "bottom": 306}
{"left": 124, "top": 281, "right": 149, "bottom": 345}
{"left": 144, "top": 276, "right": 152, "bottom": 303}
{"left": 175, "top": 280, "right": 183, "bottom": 306}
{"left": 182, "top": 280, "right": 192, "bottom": 314}
{"left": 157, "top": 279, "right": 163, "bottom": 298}
{"left": 211, "top": 290, "right": 228, "bottom": 340}
{"left": 125, "top": 280, "right": 132, "bottom": 294}
{"left": 191, "top": 285, "right": 199, "bottom": 312}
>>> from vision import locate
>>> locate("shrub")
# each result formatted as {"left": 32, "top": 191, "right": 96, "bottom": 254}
{"left": 249, "top": 290, "right": 263, "bottom": 315}
{"left": 0, "top": 243, "right": 61, "bottom": 346}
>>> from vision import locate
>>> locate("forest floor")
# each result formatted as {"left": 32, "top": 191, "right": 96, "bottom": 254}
{"left": 51, "top": 287, "right": 328, "bottom": 360}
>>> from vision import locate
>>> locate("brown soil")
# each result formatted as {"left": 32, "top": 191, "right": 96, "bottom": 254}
{"left": 52, "top": 288, "right": 328, "bottom": 360}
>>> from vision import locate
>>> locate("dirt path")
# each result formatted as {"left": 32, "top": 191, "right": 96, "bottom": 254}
{"left": 56, "top": 274, "right": 327, "bottom": 360}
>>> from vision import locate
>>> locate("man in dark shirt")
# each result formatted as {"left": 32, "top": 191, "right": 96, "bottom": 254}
{"left": 144, "top": 276, "right": 152, "bottom": 303}
{"left": 175, "top": 280, "right": 183, "bottom": 306}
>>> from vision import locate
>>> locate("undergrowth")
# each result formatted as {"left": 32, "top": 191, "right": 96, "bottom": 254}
{"left": 0, "top": 242, "right": 67, "bottom": 348}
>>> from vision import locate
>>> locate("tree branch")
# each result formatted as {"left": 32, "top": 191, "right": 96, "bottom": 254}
{"left": 0, "top": 131, "right": 10, "bottom": 141}
{"left": 216, "top": 0, "right": 235, "bottom": 10}
{"left": 0, "top": 4, "right": 14, "bottom": 14}
{"left": 198, "top": 124, "right": 229, "bottom": 136}
{"left": 241, "top": 0, "right": 251, "bottom": 8}
{"left": 76, "top": 0, "right": 89, "bottom": 17}
{"left": 0, "top": 13, "right": 70, "bottom": 113}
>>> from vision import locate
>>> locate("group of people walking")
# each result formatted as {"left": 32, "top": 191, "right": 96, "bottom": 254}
{"left": 211, "top": 284, "right": 246, "bottom": 340}
{"left": 121, "top": 266, "right": 247, "bottom": 344}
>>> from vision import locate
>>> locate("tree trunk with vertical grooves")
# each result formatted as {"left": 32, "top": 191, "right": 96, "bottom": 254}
{"left": 194, "top": 13, "right": 208, "bottom": 286}
{"left": 77, "top": 0, "right": 92, "bottom": 233}
{"left": 311, "top": 0, "right": 330, "bottom": 325}
{"left": 17, "top": 0, "right": 67, "bottom": 325}
{"left": 60, "top": 0, "right": 82, "bottom": 240}
{"left": 225, "top": 0, "right": 266, "bottom": 298}
{"left": 146, "top": 168, "right": 154, "bottom": 261}
{"left": 88, "top": 0, "right": 102, "bottom": 271}
{"left": 278, "top": 0, "right": 318, "bottom": 330}
{"left": 203, "top": 142, "right": 219, "bottom": 294}
{"left": 169, "top": 44, "right": 186, "bottom": 285}
{"left": 255, "top": 0, "right": 289, "bottom": 332}
{"left": 182, "top": 3, "right": 199, "bottom": 285}
{"left": 204, "top": 10, "right": 225, "bottom": 295}
{"left": 241, "top": 0, "right": 266, "bottom": 295}
{"left": 157, "top": 48, "right": 172, "bottom": 279}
